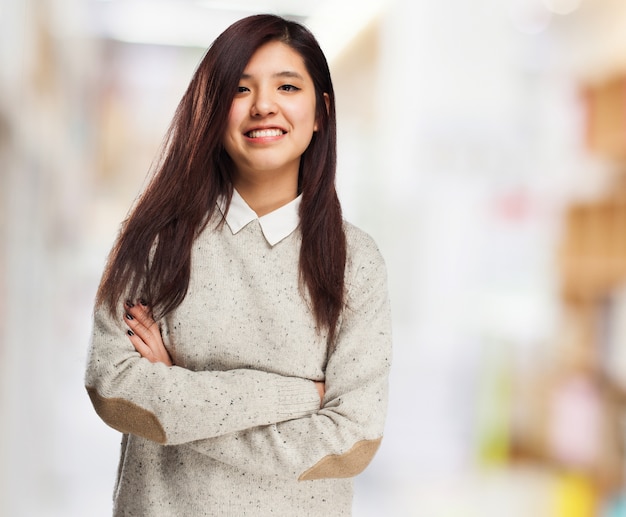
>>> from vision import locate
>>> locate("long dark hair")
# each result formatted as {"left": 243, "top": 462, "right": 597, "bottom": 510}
{"left": 97, "top": 14, "right": 346, "bottom": 342}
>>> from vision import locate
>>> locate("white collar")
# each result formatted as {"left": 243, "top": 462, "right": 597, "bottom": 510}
{"left": 217, "top": 189, "right": 301, "bottom": 246}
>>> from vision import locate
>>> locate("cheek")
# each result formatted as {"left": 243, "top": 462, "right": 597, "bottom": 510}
{"left": 226, "top": 101, "right": 247, "bottom": 131}
{"left": 295, "top": 100, "right": 319, "bottom": 133}
{"left": 225, "top": 116, "right": 236, "bottom": 134}
{"left": 223, "top": 107, "right": 243, "bottom": 147}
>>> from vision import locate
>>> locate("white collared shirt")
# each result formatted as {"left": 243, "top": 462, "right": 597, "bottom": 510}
{"left": 217, "top": 189, "right": 301, "bottom": 246}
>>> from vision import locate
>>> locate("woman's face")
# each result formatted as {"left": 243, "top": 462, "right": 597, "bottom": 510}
{"left": 223, "top": 41, "right": 319, "bottom": 188}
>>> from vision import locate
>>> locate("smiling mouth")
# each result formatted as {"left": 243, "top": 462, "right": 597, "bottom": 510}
{"left": 246, "top": 128, "right": 286, "bottom": 138}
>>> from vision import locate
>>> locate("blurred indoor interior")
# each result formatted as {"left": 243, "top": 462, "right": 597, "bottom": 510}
{"left": 4, "top": 0, "right": 626, "bottom": 515}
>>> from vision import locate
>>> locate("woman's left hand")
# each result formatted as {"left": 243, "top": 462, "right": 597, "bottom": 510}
{"left": 124, "top": 300, "right": 173, "bottom": 366}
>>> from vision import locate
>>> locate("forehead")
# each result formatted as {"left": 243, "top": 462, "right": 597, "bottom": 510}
{"left": 243, "top": 41, "right": 311, "bottom": 79}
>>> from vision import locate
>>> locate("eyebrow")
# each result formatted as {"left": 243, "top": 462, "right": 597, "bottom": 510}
{"left": 240, "top": 71, "right": 305, "bottom": 81}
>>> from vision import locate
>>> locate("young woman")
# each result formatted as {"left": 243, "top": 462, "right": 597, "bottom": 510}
{"left": 85, "top": 14, "right": 392, "bottom": 516}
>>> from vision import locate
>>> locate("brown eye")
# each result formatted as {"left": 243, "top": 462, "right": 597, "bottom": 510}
{"left": 279, "top": 84, "right": 300, "bottom": 92}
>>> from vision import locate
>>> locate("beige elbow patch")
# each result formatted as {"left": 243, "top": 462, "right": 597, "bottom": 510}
{"left": 298, "top": 437, "right": 382, "bottom": 481}
{"left": 87, "top": 387, "right": 166, "bottom": 444}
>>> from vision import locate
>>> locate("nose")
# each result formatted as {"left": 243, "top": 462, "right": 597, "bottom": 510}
{"left": 251, "top": 88, "right": 277, "bottom": 117}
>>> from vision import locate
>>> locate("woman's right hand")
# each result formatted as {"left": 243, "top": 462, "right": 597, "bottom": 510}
{"left": 124, "top": 300, "right": 173, "bottom": 366}
{"left": 314, "top": 381, "right": 325, "bottom": 406}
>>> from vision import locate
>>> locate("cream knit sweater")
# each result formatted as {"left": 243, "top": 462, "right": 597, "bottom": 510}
{"left": 85, "top": 202, "right": 392, "bottom": 516}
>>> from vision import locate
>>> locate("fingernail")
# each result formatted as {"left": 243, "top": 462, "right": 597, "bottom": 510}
{"left": 125, "top": 313, "right": 133, "bottom": 320}
{"left": 139, "top": 299, "right": 148, "bottom": 306}
{"left": 127, "top": 330, "right": 134, "bottom": 336}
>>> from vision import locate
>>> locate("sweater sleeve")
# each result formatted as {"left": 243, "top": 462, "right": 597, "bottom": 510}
{"left": 184, "top": 232, "right": 392, "bottom": 481}
{"left": 85, "top": 304, "right": 321, "bottom": 445}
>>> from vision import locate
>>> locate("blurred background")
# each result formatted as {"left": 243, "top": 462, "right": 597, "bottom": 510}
{"left": 3, "top": 0, "right": 626, "bottom": 515}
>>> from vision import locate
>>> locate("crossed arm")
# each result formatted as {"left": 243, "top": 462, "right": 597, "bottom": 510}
{"left": 86, "top": 235, "right": 391, "bottom": 480}
{"left": 123, "top": 300, "right": 326, "bottom": 402}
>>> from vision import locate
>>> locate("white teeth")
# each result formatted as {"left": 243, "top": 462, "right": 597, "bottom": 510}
{"left": 247, "top": 129, "right": 284, "bottom": 138}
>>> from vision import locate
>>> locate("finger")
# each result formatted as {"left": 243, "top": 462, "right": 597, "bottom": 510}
{"left": 314, "top": 381, "right": 325, "bottom": 403}
{"left": 125, "top": 329, "right": 155, "bottom": 361}
{"left": 123, "top": 312, "right": 158, "bottom": 353}
{"left": 123, "top": 305, "right": 173, "bottom": 366}
{"left": 125, "top": 301, "right": 159, "bottom": 333}
{"left": 126, "top": 327, "right": 172, "bottom": 365}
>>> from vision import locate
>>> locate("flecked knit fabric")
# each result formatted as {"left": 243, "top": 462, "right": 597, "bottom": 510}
{"left": 85, "top": 210, "right": 392, "bottom": 517}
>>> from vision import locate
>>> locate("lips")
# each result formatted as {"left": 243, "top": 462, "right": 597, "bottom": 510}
{"left": 245, "top": 128, "right": 286, "bottom": 138}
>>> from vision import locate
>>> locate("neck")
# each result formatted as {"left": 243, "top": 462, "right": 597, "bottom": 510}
{"left": 233, "top": 176, "right": 298, "bottom": 217}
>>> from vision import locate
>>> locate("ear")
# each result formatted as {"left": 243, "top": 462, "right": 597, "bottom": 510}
{"left": 314, "top": 93, "right": 330, "bottom": 132}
